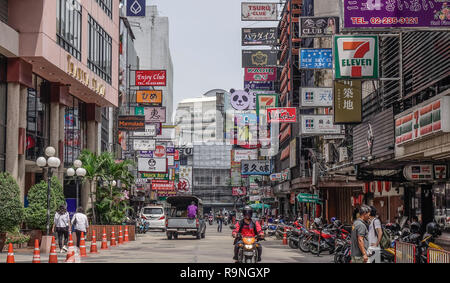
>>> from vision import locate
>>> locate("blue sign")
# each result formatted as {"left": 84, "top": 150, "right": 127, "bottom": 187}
{"left": 300, "top": 48, "right": 332, "bottom": 69}
{"left": 244, "top": 81, "right": 274, "bottom": 91}
{"left": 127, "top": 0, "right": 146, "bottom": 17}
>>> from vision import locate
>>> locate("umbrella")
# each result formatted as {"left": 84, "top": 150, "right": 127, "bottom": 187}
{"left": 249, "top": 203, "right": 271, "bottom": 209}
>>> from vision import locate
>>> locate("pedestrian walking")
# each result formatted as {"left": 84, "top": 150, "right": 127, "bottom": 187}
{"left": 52, "top": 205, "right": 71, "bottom": 253}
{"left": 350, "top": 204, "right": 371, "bottom": 263}
{"left": 71, "top": 207, "right": 89, "bottom": 248}
{"left": 367, "top": 206, "right": 382, "bottom": 263}
{"left": 217, "top": 213, "right": 223, "bottom": 232}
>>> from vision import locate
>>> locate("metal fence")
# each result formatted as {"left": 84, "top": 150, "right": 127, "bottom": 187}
{"left": 427, "top": 248, "right": 450, "bottom": 263}
{"left": 394, "top": 241, "right": 416, "bottom": 263}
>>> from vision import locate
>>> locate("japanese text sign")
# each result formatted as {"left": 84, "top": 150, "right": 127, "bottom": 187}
{"left": 242, "top": 28, "right": 277, "bottom": 46}
{"left": 300, "top": 49, "right": 333, "bottom": 69}
{"left": 334, "top": 80, "right": 362, "bottom": 124}
{"left": 241, "top": 160, "right": 272, "bottom": 175}
{"left": 267, "top": 107, "right": 297, "bottom": 123}
{"left": 136, "top": 90, "right": 163, "bottom": 105}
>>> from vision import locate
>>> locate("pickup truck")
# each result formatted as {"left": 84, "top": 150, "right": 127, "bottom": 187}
{"left": 165, "top": 196, "right": 207, "bottom": 239}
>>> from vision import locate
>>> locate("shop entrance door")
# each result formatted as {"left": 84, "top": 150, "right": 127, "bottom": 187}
{"left": 421, "top": 184, "right": 434, "bottom": 232}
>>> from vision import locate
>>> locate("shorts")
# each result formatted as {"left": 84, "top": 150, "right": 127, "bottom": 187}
{"left": 351, "top": 256, "right": 365, "bottom": 263}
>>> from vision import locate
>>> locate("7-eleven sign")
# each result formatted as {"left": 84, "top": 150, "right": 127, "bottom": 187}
{"left": 334, "top": 35, "right": 379, "bottom": 79}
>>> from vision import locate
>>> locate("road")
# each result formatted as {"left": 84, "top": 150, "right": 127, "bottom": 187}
{"left": 1, "top": 224, "right": 333, "bottom": 263}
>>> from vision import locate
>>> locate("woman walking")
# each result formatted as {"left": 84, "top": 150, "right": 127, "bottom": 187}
{"left": 52, "top": 205, "right": 71, "bottom": 253}
{"left": 71, "top": 207, "right": 89, "bottom": 248}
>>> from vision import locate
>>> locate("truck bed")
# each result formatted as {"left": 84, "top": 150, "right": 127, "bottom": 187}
{"left": 166, "top": 217, "right": 197, "bottom": 229}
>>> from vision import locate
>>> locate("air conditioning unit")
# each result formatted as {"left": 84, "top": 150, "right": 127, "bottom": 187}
{"left": 339, "top": 147, "right": 348, "bottom": 163}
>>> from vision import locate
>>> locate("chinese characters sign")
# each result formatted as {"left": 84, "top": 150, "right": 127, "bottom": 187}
{"left": 136, "top": 90, "right": 163, "bottom": 106}
{"left": 300, "top": 115, "right": 342, "bottom": 135}
{"left": 135, "top": 70, "right": 167, "bottom": 86}
{"left": 343, "top": 0, "right": 450, "bottom": 29}
{"left": 137, "top": 107, "right": 166, "bottom": 123}
{"left": 244, "top": 68, "right": 277, "bottom": 82}
{"left": 241, "top": 160, "right": 272, "bottom": 175}
{"left": 334, "top": 35, "right": 379, "bottom": 79}
{"left": 300, "top": 87, "right": 333, "bottom": 107}
{"left": 300, "top": 49, "right": 333, "bottom": 69}
{"left": 241, "top": 3, "right": 278, "bottom": 21}
{"left": 242, "top": 28, "right": 277, "bottom": 45}
{"left": 242, "top": 50, "right": 278, "bottom": 68}
{"left": 334, "top": 80, "right": 362, "bottom": 124}
{"left": 300, "top": 17, "right": 339, "bottom": 36}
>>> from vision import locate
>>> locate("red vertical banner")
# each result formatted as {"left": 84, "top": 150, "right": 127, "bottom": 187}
{"left": 377, "top": 181, "right": 383, "bottom": 193}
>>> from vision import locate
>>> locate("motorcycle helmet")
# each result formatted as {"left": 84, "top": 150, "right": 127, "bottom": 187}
{"left": 331, "top": 217, "right": 336, "bottom": 223}
{"left": 410, "top": 222, "right": 421, "bottom": 234}
{"left": 242, "top": 206, "right": 253, "bottom": 219}
{"left": 313, "top": 218, "right": 323, "bottom": 228}
{"left": 426, "top": 222, "right": 439, "bottom": 237}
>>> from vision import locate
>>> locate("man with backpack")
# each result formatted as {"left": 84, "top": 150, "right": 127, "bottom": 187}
{"left": 232, "top": 206, "right": 264, "bottom": 262}
{"left": 368, "top": 206, "right": 383, "bottom": 263}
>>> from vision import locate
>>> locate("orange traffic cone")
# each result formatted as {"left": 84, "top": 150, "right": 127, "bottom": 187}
{"left": 124, "top": 226, "right": 129, "bottom": 242}
{"left": 90, "top": 230, "right": 98, "bottom": 254}
{"left": 282, "top": 227, "right": 288, "bottom": 245}
{"left": 48, "top": 236, "right": 58, "bottom": 263}
{"left": 6, "top": 243, "right": 15, "bottom": 263}
{"left": 118, "top": 228, "right": 123, "bottom": 244}
{"left": 65, "top": 233, "right": 75, "bottom": 263}
{"left": 110, "top": 227, "right": 117, "bottom": 246}
{"left": 79, "top": 232, "right": 87, "bottom": 257}
{"left": 32, "top": 239, "right": 41, "bottom": 263}
{"left": 101, "top": 228, "right": 108, "bottom": 250}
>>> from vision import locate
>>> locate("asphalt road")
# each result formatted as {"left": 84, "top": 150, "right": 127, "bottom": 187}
{"left": 1, "top": 224, "right": 333, "bottom": 263}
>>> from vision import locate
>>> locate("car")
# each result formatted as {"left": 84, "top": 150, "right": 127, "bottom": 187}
{"left": 140, "top": 206, "right": 166, "bottom": 231}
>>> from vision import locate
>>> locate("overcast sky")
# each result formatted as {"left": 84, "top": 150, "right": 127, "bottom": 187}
{"left": 145, "top": 0, "right": 280, "bottom": 110}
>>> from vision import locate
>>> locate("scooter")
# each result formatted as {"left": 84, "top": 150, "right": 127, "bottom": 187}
{"left": 235, "top": 233, "right": 265, "bottom": 263}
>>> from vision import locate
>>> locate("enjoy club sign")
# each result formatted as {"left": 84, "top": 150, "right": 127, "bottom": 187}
{"left": 135, "top": 70, "right": 167, "bottom": 86}
{"left": 334, "top": 35, "right": 379, "bottom": 79}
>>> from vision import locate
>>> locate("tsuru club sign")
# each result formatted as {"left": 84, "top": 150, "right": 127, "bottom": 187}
{"left": 135, "top": 70, "right": 167, "bottom": 86}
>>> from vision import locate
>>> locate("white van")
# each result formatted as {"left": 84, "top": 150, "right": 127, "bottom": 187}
{"left": 140, "top": 206, "right": 166, "bottom": 231}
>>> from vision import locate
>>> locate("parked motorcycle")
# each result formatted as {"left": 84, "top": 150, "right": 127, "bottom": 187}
{"left": 135, "top": 217, "right": 150, "bottom": 234}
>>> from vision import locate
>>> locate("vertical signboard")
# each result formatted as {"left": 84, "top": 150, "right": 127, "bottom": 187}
{"left": 334, "top": 80, "right": 362, "bottom": 124}
{"left": 241, "top": 3, "right": 278, "bottom": 21}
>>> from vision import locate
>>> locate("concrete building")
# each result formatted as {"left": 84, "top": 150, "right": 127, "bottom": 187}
{"left": 0, "top": 0, "right": 120, "bottom": 213}
{"left": 127, "top": 5, "right": 174, "bottom": 124}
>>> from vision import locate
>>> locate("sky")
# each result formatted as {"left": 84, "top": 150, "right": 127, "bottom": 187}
{"left": 145, "top": 0, "right": 280, "bottom": 110}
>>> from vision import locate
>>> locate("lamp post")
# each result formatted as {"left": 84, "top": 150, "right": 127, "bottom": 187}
{"left": 66, "top": 160, "right": 87, "bottom": 210}
{"left": 36, "top": 146, "right": 61, "bottom": 236}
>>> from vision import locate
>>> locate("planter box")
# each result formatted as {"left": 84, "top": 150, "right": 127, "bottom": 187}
{"left": 24, "top": 230, "right": 43, "bottom": 247}
{"left": 85, "top": 225, "right": 135, "bottom": 241}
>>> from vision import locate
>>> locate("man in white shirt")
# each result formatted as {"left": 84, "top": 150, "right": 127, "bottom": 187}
{"left": 368, "top": 206, "right": 383, "bottom": 263}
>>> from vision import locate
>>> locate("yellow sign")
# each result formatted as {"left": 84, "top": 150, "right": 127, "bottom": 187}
{"left": 66, "top": 55, "right": 106, "bottom": 97}
{"left": 136, "top": 90, "right": 163, "bottom": 105}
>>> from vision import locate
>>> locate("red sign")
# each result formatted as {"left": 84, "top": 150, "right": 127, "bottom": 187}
{"left": 174, "top": 150, "right": 180, "bottom": 161}
{"left": 267, "top": 107, "right": 297, "bottom": 123}
{"left": 244, "top": 68, "right": 277, "bottom": 82}
{"left": 135, "top": 70, "right": 167, "bottom": 86}
{"left": 232, "top": 187, "right": 247, "bottom": 196}
{"left": 154, "top": 145, "right": 166, "bottom": 158}
{"left": 151, "top": 180, "right": 175, "bottom": 191}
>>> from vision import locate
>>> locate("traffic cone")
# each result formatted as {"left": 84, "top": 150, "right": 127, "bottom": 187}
{"left": 124, "top": 226, "right": 129, "bottom": 242}
{"left": 118, "top": 228, "right": 123, "bottom": 244}
{"left": 101, "top": 228, "right": 108, "bottom": 250}
{"left": 65, "top": 234, "right": 75, "bottom": 263}
{"left": 48, "top": 236, "right": 58, "bottom": 263}
{"left": 6, "top": 243, "right": 15, "bottom": 263}
{"left": 90, "top": 230, "right": 98, "bottom": 254}
{"left": 79, "top": 232, "right": 87, "bottom": 257}
{"left": 32, "top": 239, "right": 41, "bottom": 263}
{"left": 110, "top": 227, "right": 117, "bottom": 246}
{"left": 282, "top": 227, "right": 288, "bottom": 245}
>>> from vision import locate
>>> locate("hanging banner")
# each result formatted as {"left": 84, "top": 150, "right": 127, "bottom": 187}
{"left": 177, "top": 166, "right": 192, "bottom": 194}
{"left": 133, "top": 139, "right": 156, "bottom": 151}
{"left": 141, "top": 107, "right": 166, "bottom": 123}
{"left": 132, "top": 123, "right": 157, "bottom": 137}
{"left": 242, "top": 50, "right": 278, "bottom": 68}
{"left": 244, "top": 81, "right": 275, "bottom": 91}
{"left": 126, "top": 0, "right": 146, "bottom": 17}
{"left": 300, "top": 115, "right": 342, "bottom": 135}
{"left": 136, "top": 90, "right": 163, "bottom": 106}
{"left": 300, "top": 48, "right": 333, "bottom": 69}
{"left": 135, "top": 70, "right": 167, "bottom": 86}
{"left": 299, "top": 16, "right": 339, "bottom": 37}
{"left": 334, "top": 80, "right": 362, "bottom": 124}
{"left": 267, "top": 107, "right": 297, "bottom": 123}
{"left": 118, "top": 116, "right": 145, "bottom": 131}
{"left": 241, "top": 2, "right": 278, "bottom": 21}
{"left": 241, "top": 160, "right": 272, "bottom": 175}
{"left": 151, "top": 180, "right": 175, "bottom": 191}
{"left": 244, "top": 68, "right": 277, "bottom": 82}
{"left": 138, "top": 158, "right": 167, "bottom": 173}
{"left": 342, "top": 0, "right": 450, "bottom": 29}
{"left": 334, "top": 35, "right": 379, "bottom": 79}
{"left": 242, "top": 28, "right": 277, "bottom": 46}
{"left": 300, "top": 87, "right": 333, "bottom": 107}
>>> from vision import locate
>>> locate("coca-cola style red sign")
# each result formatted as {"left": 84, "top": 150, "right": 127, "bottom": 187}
{"left": 135, "top": 70, "right": 167, "bottom": 86}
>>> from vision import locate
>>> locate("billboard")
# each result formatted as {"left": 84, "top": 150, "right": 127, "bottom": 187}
{"left": 241, "top": 3, "right": 278, "bottom": 21}
{"left": 241, "top": 160, "right": 272, "bottom": 176}
{"left": 334, "top": 80, "right": 362, "bottom": 124}
{"left": 233, "top": 149, "right": 258, "bottom": 162}
{"left": 177, "top": 166, "right": 192, "bottom": 194}
{"left": 132, "top": 123, "right": 157, "bottom": 137}
{"left": 299, "top": 48, "right": 333, "bottom": 69}
{"left": 232, "top": 187, "right": 247, "bottom": 196}
{"left": 138, "top": 158, "right": 167, "bottom": 173}
{"left": 133, "top": 139, "right": 156, "bottom": 151}
{"left": 334, "top": 35, "right": 379, "bottom": 79}
{"left": 299, "top": 16, "right": 339, "bottom": 36}
{"left": 151, "top": 180, "right": 175, "bottom": 191}
{"left": 342, "top": 0, "right": 450, "bottom": 29}
{"left": 136, "top": 90, "right": 163, "bottom": 106}
{"left": 244, "top": 67, "right": 277, "bottom": 82}
{"left": 242, "top": 27, "right": 277, "bottom": 46}
{"left": 242, "top": 50, "right": 278, "bottom": 68}
{"left": 300, "top": 87, "right": 333, "bottom": 107}
{"left": 244, "top": 81, "right": 274, "bottom": 91}
{"left": 267, "top": 107, "right": 297, "bottom": 123}
{"left": 140, "top": 107, "right": 166, "bottom": 123}
{"left": 118, "top": 116, "right": 145, "bottom": 131}
{"left": 135, "top": 70, "right": 167, "bottom": 86}
{"left": 300, "top": 115, "right": 342, "bottom": 135}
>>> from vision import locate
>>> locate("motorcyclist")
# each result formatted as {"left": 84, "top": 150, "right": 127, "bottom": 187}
{"left": 232, "top": 206, "right": 264, "bottom": 262}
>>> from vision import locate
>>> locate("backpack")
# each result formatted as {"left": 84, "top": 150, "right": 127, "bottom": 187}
{"left": 372, "top": 218, "right": 392, "bottom": 249}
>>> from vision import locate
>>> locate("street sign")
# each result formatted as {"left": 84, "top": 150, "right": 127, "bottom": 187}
{"left": 297, "top": 193, "right": 322, "bottom": 204}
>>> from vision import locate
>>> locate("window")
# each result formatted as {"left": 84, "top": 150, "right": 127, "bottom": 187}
{"left": 0, "top": 0, "right": 8, "bottom": 23}
{"left": 26, "top": 75, "right": 50, "bottom": 161}
{"left": 64, "top": 97, "right": 85, "bottom": 167}
{"left": 57, "top": 0, "right": 82, "bottom": 61}
{"left": 88, "top": 15, "right": 112, "bottom": 84}
{"left": 0, "top": 55, "right": 6, "bottom": 171}
{"left": 96, "top": 0, "right": 112, "bottom": 18}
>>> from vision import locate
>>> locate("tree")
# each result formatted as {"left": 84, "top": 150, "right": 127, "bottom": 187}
{"left": 0, "top": 172, "right": 24, "bottom": 233}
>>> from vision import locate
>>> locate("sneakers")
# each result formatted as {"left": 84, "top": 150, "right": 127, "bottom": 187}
{"left": 62, "top": 245, "right": 68, "bottom": 252}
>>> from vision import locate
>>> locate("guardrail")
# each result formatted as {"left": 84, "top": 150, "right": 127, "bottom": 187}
{"left": 427, "top": 248, "right": 450, "bottom": 263}
{"left": 394, "top": 241, "right": 416, "bottom": 263}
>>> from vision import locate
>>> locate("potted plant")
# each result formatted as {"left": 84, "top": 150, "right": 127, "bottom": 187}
{"left": 5, "top": 227, "right": 30, "bottom": 250}
{"left": 0, "top": 172, "right": 24, "bottom": 252}
{"left": 24, "top": 176, "right": 65, "bottom": 245}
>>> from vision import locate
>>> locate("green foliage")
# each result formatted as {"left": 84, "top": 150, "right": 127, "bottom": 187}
{"left": 5, "top": 227, "right": 30, "bottom": 245}
{"left": 0, "top": 172, "right": 24, "bottom": 233}
{"left": 24, "top": 177, "right": 66, "bottom": 230}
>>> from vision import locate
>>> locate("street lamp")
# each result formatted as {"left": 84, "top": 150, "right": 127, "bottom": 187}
{"left": 66, "top": 159, "right": 86, "bottom": 210}
{"left": 36, "top": 146, "right": 61, "bottom": 235}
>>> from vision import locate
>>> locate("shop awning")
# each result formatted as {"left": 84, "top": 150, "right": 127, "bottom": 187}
{"left": 250, "top": 203, "right": 271, "bottom": 210}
